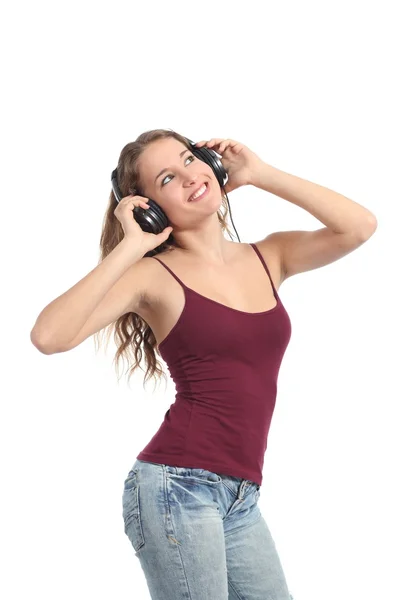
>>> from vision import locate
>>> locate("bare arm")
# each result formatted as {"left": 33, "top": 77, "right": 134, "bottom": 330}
{"left": 30, "top": 240, "right": 146, "bottom": 354}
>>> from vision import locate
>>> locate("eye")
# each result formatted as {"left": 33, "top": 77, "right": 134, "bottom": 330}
{"left": 161, "top": 154, "right": 195, "bottom": 186}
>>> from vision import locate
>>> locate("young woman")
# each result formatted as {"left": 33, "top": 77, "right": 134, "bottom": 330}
{"left": 30, "top": 129, "right": 377, "bottom": 599}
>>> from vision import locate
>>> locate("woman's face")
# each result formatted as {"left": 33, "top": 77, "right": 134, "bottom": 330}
{"left": 137, "top": 137, "right": 222, "bottom": 227}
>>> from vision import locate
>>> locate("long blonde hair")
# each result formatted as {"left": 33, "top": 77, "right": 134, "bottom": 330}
{"left": 94, "top": 129, "right": 236, "bottom": 392}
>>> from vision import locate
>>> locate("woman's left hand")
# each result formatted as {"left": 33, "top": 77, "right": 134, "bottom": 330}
{"left": 194, "top": 138, "right": 264, "bottom": 194}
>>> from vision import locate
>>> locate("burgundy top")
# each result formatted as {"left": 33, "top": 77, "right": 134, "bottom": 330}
{"left": 136, "top": 243, "right": 292, "bottom": 486}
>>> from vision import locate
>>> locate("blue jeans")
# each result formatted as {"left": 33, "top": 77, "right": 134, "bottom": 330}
{"left": 122, "top": 459, "right": 294, "bottom": 600}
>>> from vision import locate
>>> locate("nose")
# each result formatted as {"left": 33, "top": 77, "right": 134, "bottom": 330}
{"left": 183, "top": 175, "right": 200, "bottom": 187}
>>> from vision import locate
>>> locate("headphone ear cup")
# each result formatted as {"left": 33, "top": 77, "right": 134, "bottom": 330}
{"left": 133, "top": 199, "right": 169, "bottom": 234}
{"left": 111, "top": 169, "right": 169, "bottom": 234}
{"left": 187, "top": 138, "right": 228, "bottom": 188}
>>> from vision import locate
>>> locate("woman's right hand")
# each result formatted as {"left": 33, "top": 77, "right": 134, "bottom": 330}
{"left": 114, "top": 194, "right": 173, "bottom": 256}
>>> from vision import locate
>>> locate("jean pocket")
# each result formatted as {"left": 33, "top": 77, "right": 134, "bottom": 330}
{"left": 166, "top": 465, "right": 222, "bottom": 485}
{"left": 122, "top": 471, "right": 145, "bottom": 554}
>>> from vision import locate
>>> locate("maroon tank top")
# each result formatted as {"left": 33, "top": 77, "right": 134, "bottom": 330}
{"left": 136, "top": 243, "right": 292, "bottom": 486}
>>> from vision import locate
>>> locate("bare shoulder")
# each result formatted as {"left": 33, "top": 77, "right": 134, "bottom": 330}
{"left": 251, "top": 233, "right": 286, "bottom": 288}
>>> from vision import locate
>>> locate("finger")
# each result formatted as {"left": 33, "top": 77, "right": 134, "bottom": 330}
{"left": 220, "top": 140, "right": 241, "bottom": 153}
{"left": 195, "top": 138, "right": 227, "bottom": 150}
{"left": 206, "top": 138, "right": 225, "bottom": 147}
{"left": 216, "top": 140, "right": 233, "bottom": 153}
{"left": 215, "top": 139, "right": 239, "bottom": 152}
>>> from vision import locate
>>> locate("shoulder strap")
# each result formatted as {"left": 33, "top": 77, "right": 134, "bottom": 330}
{"left": 151, "top": 257, "right": 187, "bottom": 288}
{"left": 249, "top": 243, "right": 277, "bottom": 295}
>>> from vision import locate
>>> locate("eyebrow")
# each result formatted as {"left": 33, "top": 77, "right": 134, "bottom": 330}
{"left": 154, "top": 149, "right": 190, "bottom": 184}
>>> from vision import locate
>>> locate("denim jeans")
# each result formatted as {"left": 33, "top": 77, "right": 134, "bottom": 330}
{"left": 122, "top": 459, "right": 294, "bottom": 600}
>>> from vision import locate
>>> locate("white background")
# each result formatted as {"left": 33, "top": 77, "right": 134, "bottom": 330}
{"left": 2, "top": 1, "right": 399, "bottom": 599}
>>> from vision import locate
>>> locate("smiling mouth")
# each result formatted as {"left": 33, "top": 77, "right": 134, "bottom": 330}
{"left": 188, "top": 182, "right": 209, "bottom": 202}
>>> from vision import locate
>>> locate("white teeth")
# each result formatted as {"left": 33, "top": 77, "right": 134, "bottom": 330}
{"left": 189, "top": 183, "right": 207, "bottom": 201}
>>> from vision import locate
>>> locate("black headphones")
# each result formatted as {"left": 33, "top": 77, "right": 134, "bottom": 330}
{"left": 111, "top": 135, "right": 240, "bottom": 256}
